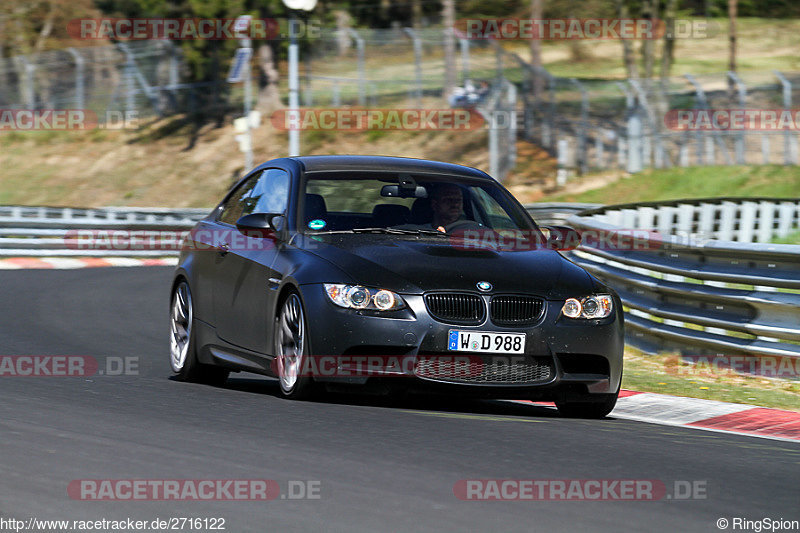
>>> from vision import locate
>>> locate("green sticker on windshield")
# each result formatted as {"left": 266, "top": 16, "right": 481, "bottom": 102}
{"left": 308, "top": 219, "right": 326, "bottom": 230}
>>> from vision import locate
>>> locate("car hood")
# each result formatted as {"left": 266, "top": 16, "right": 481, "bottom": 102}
{"left": 296, "top": 234, "right": 594, "bottom": 298}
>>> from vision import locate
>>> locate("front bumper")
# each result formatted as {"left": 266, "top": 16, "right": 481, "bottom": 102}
{"left": 299, "top": 285, "right": 624, "bottom": 400}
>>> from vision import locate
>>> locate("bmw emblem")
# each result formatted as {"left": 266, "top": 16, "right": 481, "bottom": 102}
{"left": 476, "top": 281, "right": 492, "bottom": 292}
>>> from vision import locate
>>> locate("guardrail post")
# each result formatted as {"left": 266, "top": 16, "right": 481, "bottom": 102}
{"left": 776, "top": 201, "right": 796, "bottom": 238}
{"left": 757, "top": 201, "right": 776, "bottom": 243}
{"left": 738, "top": 201, "right": 757, "bottom": 242}
{"left": 774, "top": 71, "right": 797, "bottom": 165}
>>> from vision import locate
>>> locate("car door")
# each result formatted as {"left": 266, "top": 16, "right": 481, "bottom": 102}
{"left": 212, "top": 168, "right": 290, "bottom": 354}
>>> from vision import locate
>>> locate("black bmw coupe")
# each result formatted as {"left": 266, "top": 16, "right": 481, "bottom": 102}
{"left": 169, "top": 156, "right": 623, "bottom": 417}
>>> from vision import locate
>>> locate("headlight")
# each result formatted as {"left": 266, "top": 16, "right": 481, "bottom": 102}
{"left": 560, "top": 295, "right": 613, "bottom": 319}
{"left": 324, "top": 284, "right": 406, "bottom": 311}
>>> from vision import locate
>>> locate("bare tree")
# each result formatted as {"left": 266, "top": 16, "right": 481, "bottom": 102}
{"left": 529, "top": 0, "right": 543, "bottom": 99}
{"left": 728, "top": 0, "right": 738, "bottom": 99}
{"left": 411, "top": 0, "right": 422, "bottom": 28}
{"left": 660, "top": 0, "right": 678, "bottom": 81}
{"left": 640, "top": 0, "right": 656, "bottom": 81}
{"left": 442, "top": 0, "right": 456, "bottom": 99}
{"left": 614, "top": 0, "right": 639, "bottom": 79}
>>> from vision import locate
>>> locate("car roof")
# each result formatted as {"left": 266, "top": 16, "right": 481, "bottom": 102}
{"left": 281, "top": 155, "right": 492, "bottom": 180}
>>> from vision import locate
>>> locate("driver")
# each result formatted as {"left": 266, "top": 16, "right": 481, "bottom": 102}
{"left": 429, "top": 183, "right": 465, "bottom": 231}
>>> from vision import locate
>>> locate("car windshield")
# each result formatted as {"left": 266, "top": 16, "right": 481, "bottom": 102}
{"left": 300, "top": 174, "right": 536, "bottom": 235}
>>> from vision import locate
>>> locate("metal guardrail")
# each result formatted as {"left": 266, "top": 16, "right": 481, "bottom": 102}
{"left": 565, "top": 198, "right": 800, "bottom": 359}
{"left": 0, "top": 205, "right": 209, "bottom": 256}
{"left": 524, "top": 202, "right": 602, "bottom": 226}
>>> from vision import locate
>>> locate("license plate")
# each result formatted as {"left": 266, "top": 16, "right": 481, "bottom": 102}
{"left": 447, "top": 330, "right": 526, "bottom": 354}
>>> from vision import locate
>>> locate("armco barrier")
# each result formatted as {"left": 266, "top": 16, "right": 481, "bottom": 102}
{"left": 0, "top": 205, "right": 210, "bottom": 256}
{"left": 564, "top": 198, "right": 800, "bottom": 359}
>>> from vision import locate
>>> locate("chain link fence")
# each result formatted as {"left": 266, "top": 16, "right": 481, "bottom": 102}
{"left": 0, "top": 41, "right": 227, "bottom": 121}
{"left": 3, "top": 30, "right": 800, "bottom": 181}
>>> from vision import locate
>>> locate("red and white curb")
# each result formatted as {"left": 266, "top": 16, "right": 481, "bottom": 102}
{"left": 0, "top": 257, "right": 178, "bottom": 269}
{"left": 516, "top": 390, "right": 800, "bottom": 443}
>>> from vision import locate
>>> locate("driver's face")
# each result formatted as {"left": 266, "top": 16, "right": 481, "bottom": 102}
{"left": 431, "top": 187, "right": 463, "bottom": 226}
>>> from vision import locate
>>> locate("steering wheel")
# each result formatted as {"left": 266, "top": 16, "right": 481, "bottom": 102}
{"left": 445, "top": 219, "right": 483, "bottom": 232}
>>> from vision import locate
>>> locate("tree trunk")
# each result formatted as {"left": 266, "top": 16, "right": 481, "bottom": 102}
{"left": 256, "top": 44, "right": 281, "bottom": 115}
{"left": 728, "top": 0, "right": 737, "bottom": 99}
{"left": 529, "top": 0, "right": 543, "bottom": 99}
{"left": 411, "top": 0, "right": 422, "bottom": 28}
{"left": 640, "top": 0, "right": 655, "bottom": 80}
{"left": 442, "top": 0, "right": 456, "bottom": 99}
{"left": 615, "top": 0, "right": 639, "bottom": 79}
{"left": 660, "top": 0, "right": 677, "bottom": 81}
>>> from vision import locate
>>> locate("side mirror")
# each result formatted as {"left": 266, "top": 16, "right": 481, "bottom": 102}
{"left": 235, "top": 213, "right": 284, "bottom": 238}
{"left": 540, "top": 225, "right": 581, "bottom": 250}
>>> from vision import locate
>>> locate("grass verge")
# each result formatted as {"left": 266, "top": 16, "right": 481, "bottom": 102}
{"left": 622, "top": 348, "right": 800, "bottom": 412}
{"left": 544, "top": 165, "right": 800, "bottom": 204}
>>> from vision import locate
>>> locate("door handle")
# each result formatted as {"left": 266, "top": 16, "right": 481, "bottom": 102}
{"left": 218, "top": 242, "right": 229, "bottom": 256}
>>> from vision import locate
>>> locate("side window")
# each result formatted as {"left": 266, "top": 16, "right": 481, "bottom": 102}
{"left": 218, "top": 173, "right": 260, "bottom": 225}
{"left": 251, "top": 169, "right": 290, "bottom": 214}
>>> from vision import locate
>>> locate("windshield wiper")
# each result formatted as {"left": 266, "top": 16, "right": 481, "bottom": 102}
{"left": 352, "top": 227, "right": 449, "bottom": 236}
{"left": 311, "top": 227, "right": 448, "bottom": 236}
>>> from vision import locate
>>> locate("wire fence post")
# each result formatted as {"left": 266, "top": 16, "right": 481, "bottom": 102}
{"left": 774, "top": 70, "right": 797, "bottom": 165}
{"left": 506, "top": 80, "right": 517, "bottom": 176}
{"left": 459, "top": 37, "right": 470, "bottom": 85}
{"left": 626, "top": 111, "right": 643, "bottom": 173}
{"left": 568, "top": 78, "right": 588, "bottom": 175}
{"left": 341, "top": 29, "right": 365, "bottom": 106}
{"left": 403, "top": 28, "right": 423, "bottom": 107}
{"left": 726, "top": 71, "right": 747, "bottom": 164}
{"left": 66, "top": 48, "right": 85, "bottom": 110}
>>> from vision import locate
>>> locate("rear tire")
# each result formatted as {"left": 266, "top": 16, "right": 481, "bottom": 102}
{"left": 274, "top": 291, "right": 317, "bottom": 400}
{"left": 169, "top": 280, "right": 229, "bottom": 386}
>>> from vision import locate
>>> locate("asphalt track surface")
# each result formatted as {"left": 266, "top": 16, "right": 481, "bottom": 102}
{"left": 0, "top": 267, "right": 798, "bottom": 533}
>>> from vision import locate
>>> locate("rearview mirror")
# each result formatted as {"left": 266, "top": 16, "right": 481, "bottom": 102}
{"left": 235, "top": 213, "right": 284, "bottom": 238}
{"left": 381, "top": 184, "right": 428, "bottom": 198}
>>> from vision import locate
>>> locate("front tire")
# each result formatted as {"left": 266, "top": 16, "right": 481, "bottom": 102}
{"left": 274, "top": 291, "right": 317, "bottom": 400}
{"left": 169, "top": 280, "right": 229, "bottom": 386}
{"left": 555, "top": 391, "right": 619, "bottom": 419}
